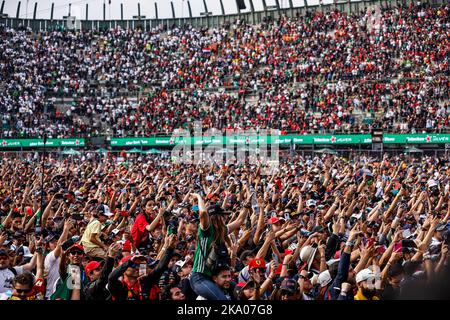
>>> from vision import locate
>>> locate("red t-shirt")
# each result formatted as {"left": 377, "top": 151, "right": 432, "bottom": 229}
{"left": 131, "top": 213, "right": 150, "bottom": 248}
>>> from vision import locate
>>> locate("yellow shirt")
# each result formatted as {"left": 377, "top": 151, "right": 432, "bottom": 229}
{"left": 354, "top": 290, "right": 380, "bottom": 300}
{"left": 81, "top": 219, "right": 102, "bottom": 249}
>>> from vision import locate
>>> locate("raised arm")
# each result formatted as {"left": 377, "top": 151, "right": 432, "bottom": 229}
{"left": 256, "top": 230, "right": 275, "bottom": 259}
{"left": 253, "top": 198, "right": 268, "bottom": 244}
{"left": 192, "top": 193, "right": 209, "bottom": 230}
{"left": 227, "top": 206, "right": 249, "bottom": 234}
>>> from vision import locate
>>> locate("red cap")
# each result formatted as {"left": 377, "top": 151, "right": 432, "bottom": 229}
{"left": 67, "top": 243, "right": 84, "bottom": 253}
{"left": 207, "top": 193, "right": 218, "bottom": 200}
{"left": 25, "top": 206, "right": 33, "bottom": 217}
{"left": 334, "top": 250, "right": 341, "bottom": 260}
{"left": 236, "top": 282, "right": 247, "bottom": 288}
{"left": 122, "top": 240, "right": 132, "bottom": 252}
{"left": 275, "top": 263, "right": 283, "bottom": 275}
{"left": 119, "top": 255, "right": 133, "bottom": 265}
{"left": 249, "top": 258, "right": 266, "bottom": 270}
{"left": 268, "top": 217, "right": 284, "bottom": 225}
{"left": 85, "top": 261, "right": 102, "bottom": 276}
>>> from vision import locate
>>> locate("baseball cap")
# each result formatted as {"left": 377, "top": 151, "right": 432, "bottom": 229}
{"left": 0, "top": 249, "right": 8, "bottom": 257}
{"left": 279, "top": 278, "right": 299, "bottom": 293}
{"left": 234, "top": 281, "right": 254, "bottom": 299}
{"left": 268, "top": 217, "right": 284, "bottom": 225}
{"left": 66, "top": 243, "right": 84, "bottom": 253}
{"left": 173, "top": 260, "right": 187, "bottom": 273}
{"left": 2, "top": 197, "right": 13, "bottom": 206}
{"left": 300, "top": 245, "right": 318, "bottom": 271}
{"left": 306, "top": 199, "right": 317, "bottom": 207}
{"left": 428, "top": 179, "right": 438, "bottom": 188}
{"left": 97, "top": 204, "right": 113, "bottom": 216}
{"left": 85, "top": 261, "right": 102, "bottom": 276}
{"left": 122, "top": 240, "right": 132, "bottom": 252}
{"left": 44, "top": 233, "right": 58, "bottom": 243}
{"left": 207, "top": 193, "right": 219, "bottom": 200}
{"left": 207, "top": 204, "right": 231, "bottom": 216}
{"left": 356, "top": 268, "right": 375, "bottom": 283}
{"left": 239, "top": 250, "right": 255, "bottom": 262}
{"left": 311, "top": 226, "right": 325, "bottom": 233}
{"left": 318, "top": 270, "right": 332, "bottom": 288}
{"left": 119, "top": 255, "right": 133, "bottom": 266}
{"left": 13, "top": 231, "right": 25, "bottom": 239}
{"left": 435, "top": 222, "right": 447, "bottom": 232}
{"left": 249, "top": 258, "right": 266, "bottom": 270}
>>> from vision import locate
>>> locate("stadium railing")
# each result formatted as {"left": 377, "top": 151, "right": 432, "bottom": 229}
{"left": 0, "top": 0, "right": 447, "bottom": 32}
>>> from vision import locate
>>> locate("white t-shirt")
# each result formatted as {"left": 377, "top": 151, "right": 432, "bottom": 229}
{"left": 44, "top": 250, "right": 61, "bottom": 299}
{"left": 0, "top": 266, "right": 24, "bottom": 294}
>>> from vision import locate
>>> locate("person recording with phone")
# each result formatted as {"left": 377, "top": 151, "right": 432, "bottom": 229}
{"left": 108, "top": 234, "right": 178, "bottom": 300}
{"left": 131, "top": 197, "right": 174, "bottom": 253}
{"left": 44, "top": 219, "right": 75, "bottom": 299}
{"left": 84, "top": 242, "right": 122, "bottom": 300}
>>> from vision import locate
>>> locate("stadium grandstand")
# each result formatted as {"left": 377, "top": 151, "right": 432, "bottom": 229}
{"left": 0, "top": 0, "right": 448, "bottom": 153}
{"left": 1, "top": 0, "right": 450, "bottom": 305}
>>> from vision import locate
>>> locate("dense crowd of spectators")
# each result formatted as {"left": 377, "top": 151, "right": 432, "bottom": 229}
{"left": 1, "top": 3, "right": 448, "bottom": 138}
{"left": 0, "top": 152, "right": 449, "bottom": 300}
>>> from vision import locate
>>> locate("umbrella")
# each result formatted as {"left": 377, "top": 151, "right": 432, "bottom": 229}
{"left": 127, "top": 148, "right": 142, "bottom": 154}
{"left": 404, "top": 147, "right": 423, "bottom": 154}
{"left": 314, "top": 148, "right": 337, "bottom": 155}
{"left": 215, "top": 148, "right": 234, "bottom": 154}
{"left": 61, "top": 148, "right": 80, "bottom": 155}
{"left": 142, "top": 148, "right": 161, "bottom": 155}
{"left": 95, "top": 148, "right": 109, "bottom": 153}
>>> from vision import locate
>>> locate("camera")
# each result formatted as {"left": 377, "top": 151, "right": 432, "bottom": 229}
{"left": 71, "top": 213, "right": 84, "bottom": 221}
{"left": 167, "top": 219, "right": 178, "bottom": 235}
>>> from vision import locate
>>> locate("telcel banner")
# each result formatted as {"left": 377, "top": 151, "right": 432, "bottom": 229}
{"left": 0, "top": 139, "right": 85, "bottom": 148}
{"left": 383, "top": 134, "right": 450, "bottom": 144}
{"left": 110, "top": 134, "right": 373, "bottom": 147}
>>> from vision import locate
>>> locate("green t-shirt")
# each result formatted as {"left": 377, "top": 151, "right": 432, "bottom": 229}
{"left": 192, "top": 224, "right": 215, "bottom": 277}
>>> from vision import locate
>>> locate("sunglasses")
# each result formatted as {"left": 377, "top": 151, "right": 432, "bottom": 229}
{"left": 299, "top": 273, "right": 313, "bottom": 280}
{"left": 69, "top": 251, "right": 84, "bottom": 256}
{"left": 14, "top": 287, "right": 32, "bottom": 294}
{"left": 252, "top": 268, "right": 265, "bottom": 273}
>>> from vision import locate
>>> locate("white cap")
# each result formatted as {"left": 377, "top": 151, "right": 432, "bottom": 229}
{"left": 318, "top": 270, "right": 332, "bottom": 288}
{"left": 306, "top": 199, "right": 317, "bottom": 207}
{"left": 326, "top": 258, "right": 340, "bottom": 266}
{"left": 356, "top": 268, "right": 375, "bottom": 283}
{"left": 351, "top": 213, "right": 362, "bottom": 220}
{"left": 310, "top": 274, "right": 319, "bottom": 286}
{"left": 174, "top": 260, "right": 187, "bottom": 269}
{"left": 428, "top": 179, "right": 438, "bottom": 188}
{"left": 288, "top": 243, "right": 298, "bottom": 252}
{"left": 22, "top": 246, "right": 33, "bottom": 258}
{"left": 300, "top": 245, "right": 318, "bottom": 271}
{"left": 98, "top": 204, "right": 114, "bottom": 217}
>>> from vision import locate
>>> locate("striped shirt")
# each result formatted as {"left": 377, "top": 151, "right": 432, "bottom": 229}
{"left": 192, "top": 224, "right": 215, "bottom": 277}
